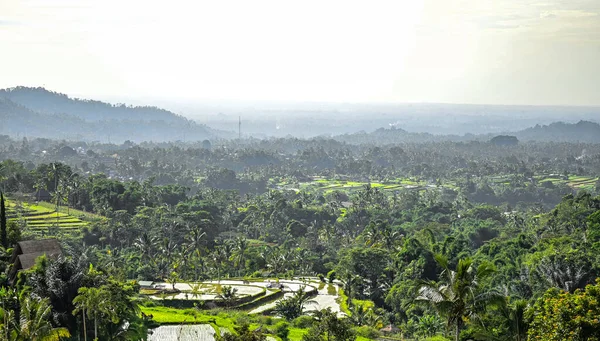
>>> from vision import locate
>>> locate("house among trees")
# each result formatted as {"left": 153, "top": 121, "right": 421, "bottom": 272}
{"left": 9, "top": 239, "right": 62, "bottom": 282}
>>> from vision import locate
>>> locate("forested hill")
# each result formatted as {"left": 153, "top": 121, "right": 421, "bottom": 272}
{"left": 0, "top": 87, "right": 220, "bottom": 142}
{"left": 333, "top": 120, "right": 600, "bottom": 144}
{"left": 516, "top": 120, "right": 600, "bottom": 143}
{"left": 0, "top": 86, "right": 183, "bottom": 123}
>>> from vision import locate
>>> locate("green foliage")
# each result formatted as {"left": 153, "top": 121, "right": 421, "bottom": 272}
{"left": 6, "top": 220, "right": 21, "bottom": 246}
{"left": 337, "top": 248, "right": 390, "bottom": 303}
{"left": 301, "top": 309, "right": 355, "bottom": 341}
{"left": 423, "top": 336, "right": 452, "bottom": 341}
{"left": 15, "top": 296, "right": 71, "bottom": 341}
{"left": 4, "top": 138, "right": 600, "bottom": 341}
{"left": 292, "top": 316, "right": 315, "bottom": 329}
{"left": 273, "top": 321, "right": 291, "bottom": 341}
{"left": 327, "top": 270, "right": 336, "bottom": 283}
{"left": 527, "top": 281, "right": 600, "bottom": 341}
{"left": 223, "top": 324, "right": 267, "bottom": 341}
{"left": 0, "top": 192, "right": 6, "bottom": 248}
{"left": 353, "top": 325, "right": 380, "bottom": 339}
{"left": 273, "top": 287, "right": 317, "bottom": 321}
{"left": 217, "top": 286, "right": 240, "bottom": 308}
{"left": 417, "top": 256, "right": 499, "bottom": 341}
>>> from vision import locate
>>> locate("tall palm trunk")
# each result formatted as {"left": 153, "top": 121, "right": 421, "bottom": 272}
{"left": 455, "top": 320, "right": 461, "bottom": 341}
{"left": 82, "top": 308, "right": 87, "bottom": 341}
{"left": 94, "top": 314, "right": 97, "bottom": 341}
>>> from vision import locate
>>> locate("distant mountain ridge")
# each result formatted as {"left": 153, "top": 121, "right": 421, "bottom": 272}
{"left": 1, "top": 86, "right": 599, "bottom": 143}
{"left": 0, "top": 87, "right": 221, "bottom": 142}
{"left": 517, "top": 120, "right": 600, "bottom": 143}
{"left": 332, "top": 120, "right": 600, "bottom": 144}
{"left": 0, "top": 86, "right": 186, "bottom": 123}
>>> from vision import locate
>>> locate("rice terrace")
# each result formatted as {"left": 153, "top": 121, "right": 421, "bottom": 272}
{"left": 5, "top": 198, "right": 101, "bottom": 237}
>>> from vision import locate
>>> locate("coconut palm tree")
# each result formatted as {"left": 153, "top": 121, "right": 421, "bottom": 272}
{"left": 133, "top": 232, "right": 156, "bottom": 262}
{"left": 73, "top": 287, "right": 106, "bottom": 341}
{"left": 185, "top": 227, "right": 206, "bottom": 258}
{"left": 0, "top": 287, "right": 17, "bottom": 341}
{"left": 340, "top": 273, "right": 361, "bottom": 305}
{"left": 417, "top": 256, "right": 498, "bottom": 341}
{"left": 232, "top": 237, "right": 249, "bottom": 277}
{"left": 19, "top": 296, "right": 70, "bottom": 341}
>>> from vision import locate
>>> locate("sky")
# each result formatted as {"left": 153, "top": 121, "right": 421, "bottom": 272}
{"left": 1, "top": 0, "right": 600, "bottom": 106}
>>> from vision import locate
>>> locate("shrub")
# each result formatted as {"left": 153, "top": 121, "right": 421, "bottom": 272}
{"left": 235, "top": 315, "right": 251, "bottom": 326}
{"left": 249, "top": 271, "right": 263, "bottom": 278}
{"left": 318, "top": 274, "right": 325, "bottom": 282}
{"left": 423, "top": 336, "right": 451, "bottom": 341}
{"left": 354, "top": 326, "right": 380, "bottom": 339}
{"left": 258, "top": 315, "right": 274, "bottom": 326}
{"left": 273, "top": 321, "right": 290, "bottom": 341}
{"left": 140, "top": 300, "right": 157, "bottom": 307}
{"left": 327, "top": 270, "right": 336, "bottom": 283}
{"left": 293, "top": 315, "right": 314, "bottom": 328}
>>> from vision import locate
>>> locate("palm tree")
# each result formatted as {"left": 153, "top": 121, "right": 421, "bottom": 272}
{"left": 133, "top": 232, "right": 156, "bottom": 262}
{"left": 73, "top": 287, "right": 106, "bottom": 341}
{"left": 348, "top": 303, "right": 369, "bottom": 326}
{"left": 417, "top": 256, "right": 498, "bottom": 341}
{"left": 536, "top": 256, "right": 590, "bottom": 293}
{"left": 273, "top": 286, "right": 317, "bottom": 320}
{"left": 0, "top": 287, "right": 17, "bottom": 341}
{"left": 340, "top": 273, "right": 361, "bottom": 305}
{"left": 499, "top": 298, "right": 527, "bottom": 341}
{"left": 160, "top": 238, "right": 178, "bottom": 266}
{"left": 216, "top": 286, "right": 238, "bottom": 308}
{"left": 19, "top": 296, "right": 70, "bottom": 341}
{"left": 185, "top": 227, "right": 206, "bottom": 258}
{"left": 232, "top": 237, "right": 249, "bottom": 277}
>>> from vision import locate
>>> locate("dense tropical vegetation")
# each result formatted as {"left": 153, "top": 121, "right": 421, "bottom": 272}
{"left": 0, "top": 116, "right": 600, "bottom": 340}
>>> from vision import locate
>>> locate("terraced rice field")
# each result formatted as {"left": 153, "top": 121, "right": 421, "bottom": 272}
{"left": 566, "top": 175, "right": 598, "bottom": 191}
{"left": 283, "top": 177, "right": 430, "bottom": 195}
{"left": 5, "top": 200, "right": 95, "bottom": 236}
{"left": 148, "top": 325, "right": 216, "bottom": 341}
{"left": 150, "top": 281, "right": 266, "bottom": 300}
{"left": 534, "top": 174, "right": 598, "bottom": 191}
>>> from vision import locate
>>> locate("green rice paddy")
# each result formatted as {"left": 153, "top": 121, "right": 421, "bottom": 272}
{"left": 279, "top": 173, "right": 597, "bottom": 197}
{"left": 5, "top": 199, "right": 101, "bottom": 236}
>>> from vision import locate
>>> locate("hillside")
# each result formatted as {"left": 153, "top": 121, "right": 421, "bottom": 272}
{"left": 0, "top": 87, "right": 218, "bottom": 142}
{"left": 0, "top": 86, "right": 185, "bottom": 123}
{"left": 515, "top": 120, "right": 600, "bottom": 143}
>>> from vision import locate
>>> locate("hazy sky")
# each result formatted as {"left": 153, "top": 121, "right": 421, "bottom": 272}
{"left": 1, "top": 0, "right": 600, "bottom": 105}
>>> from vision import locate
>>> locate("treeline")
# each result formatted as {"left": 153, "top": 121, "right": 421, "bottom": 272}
{"left": 1, "top": 136, "right": 599, "bottom": 208}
